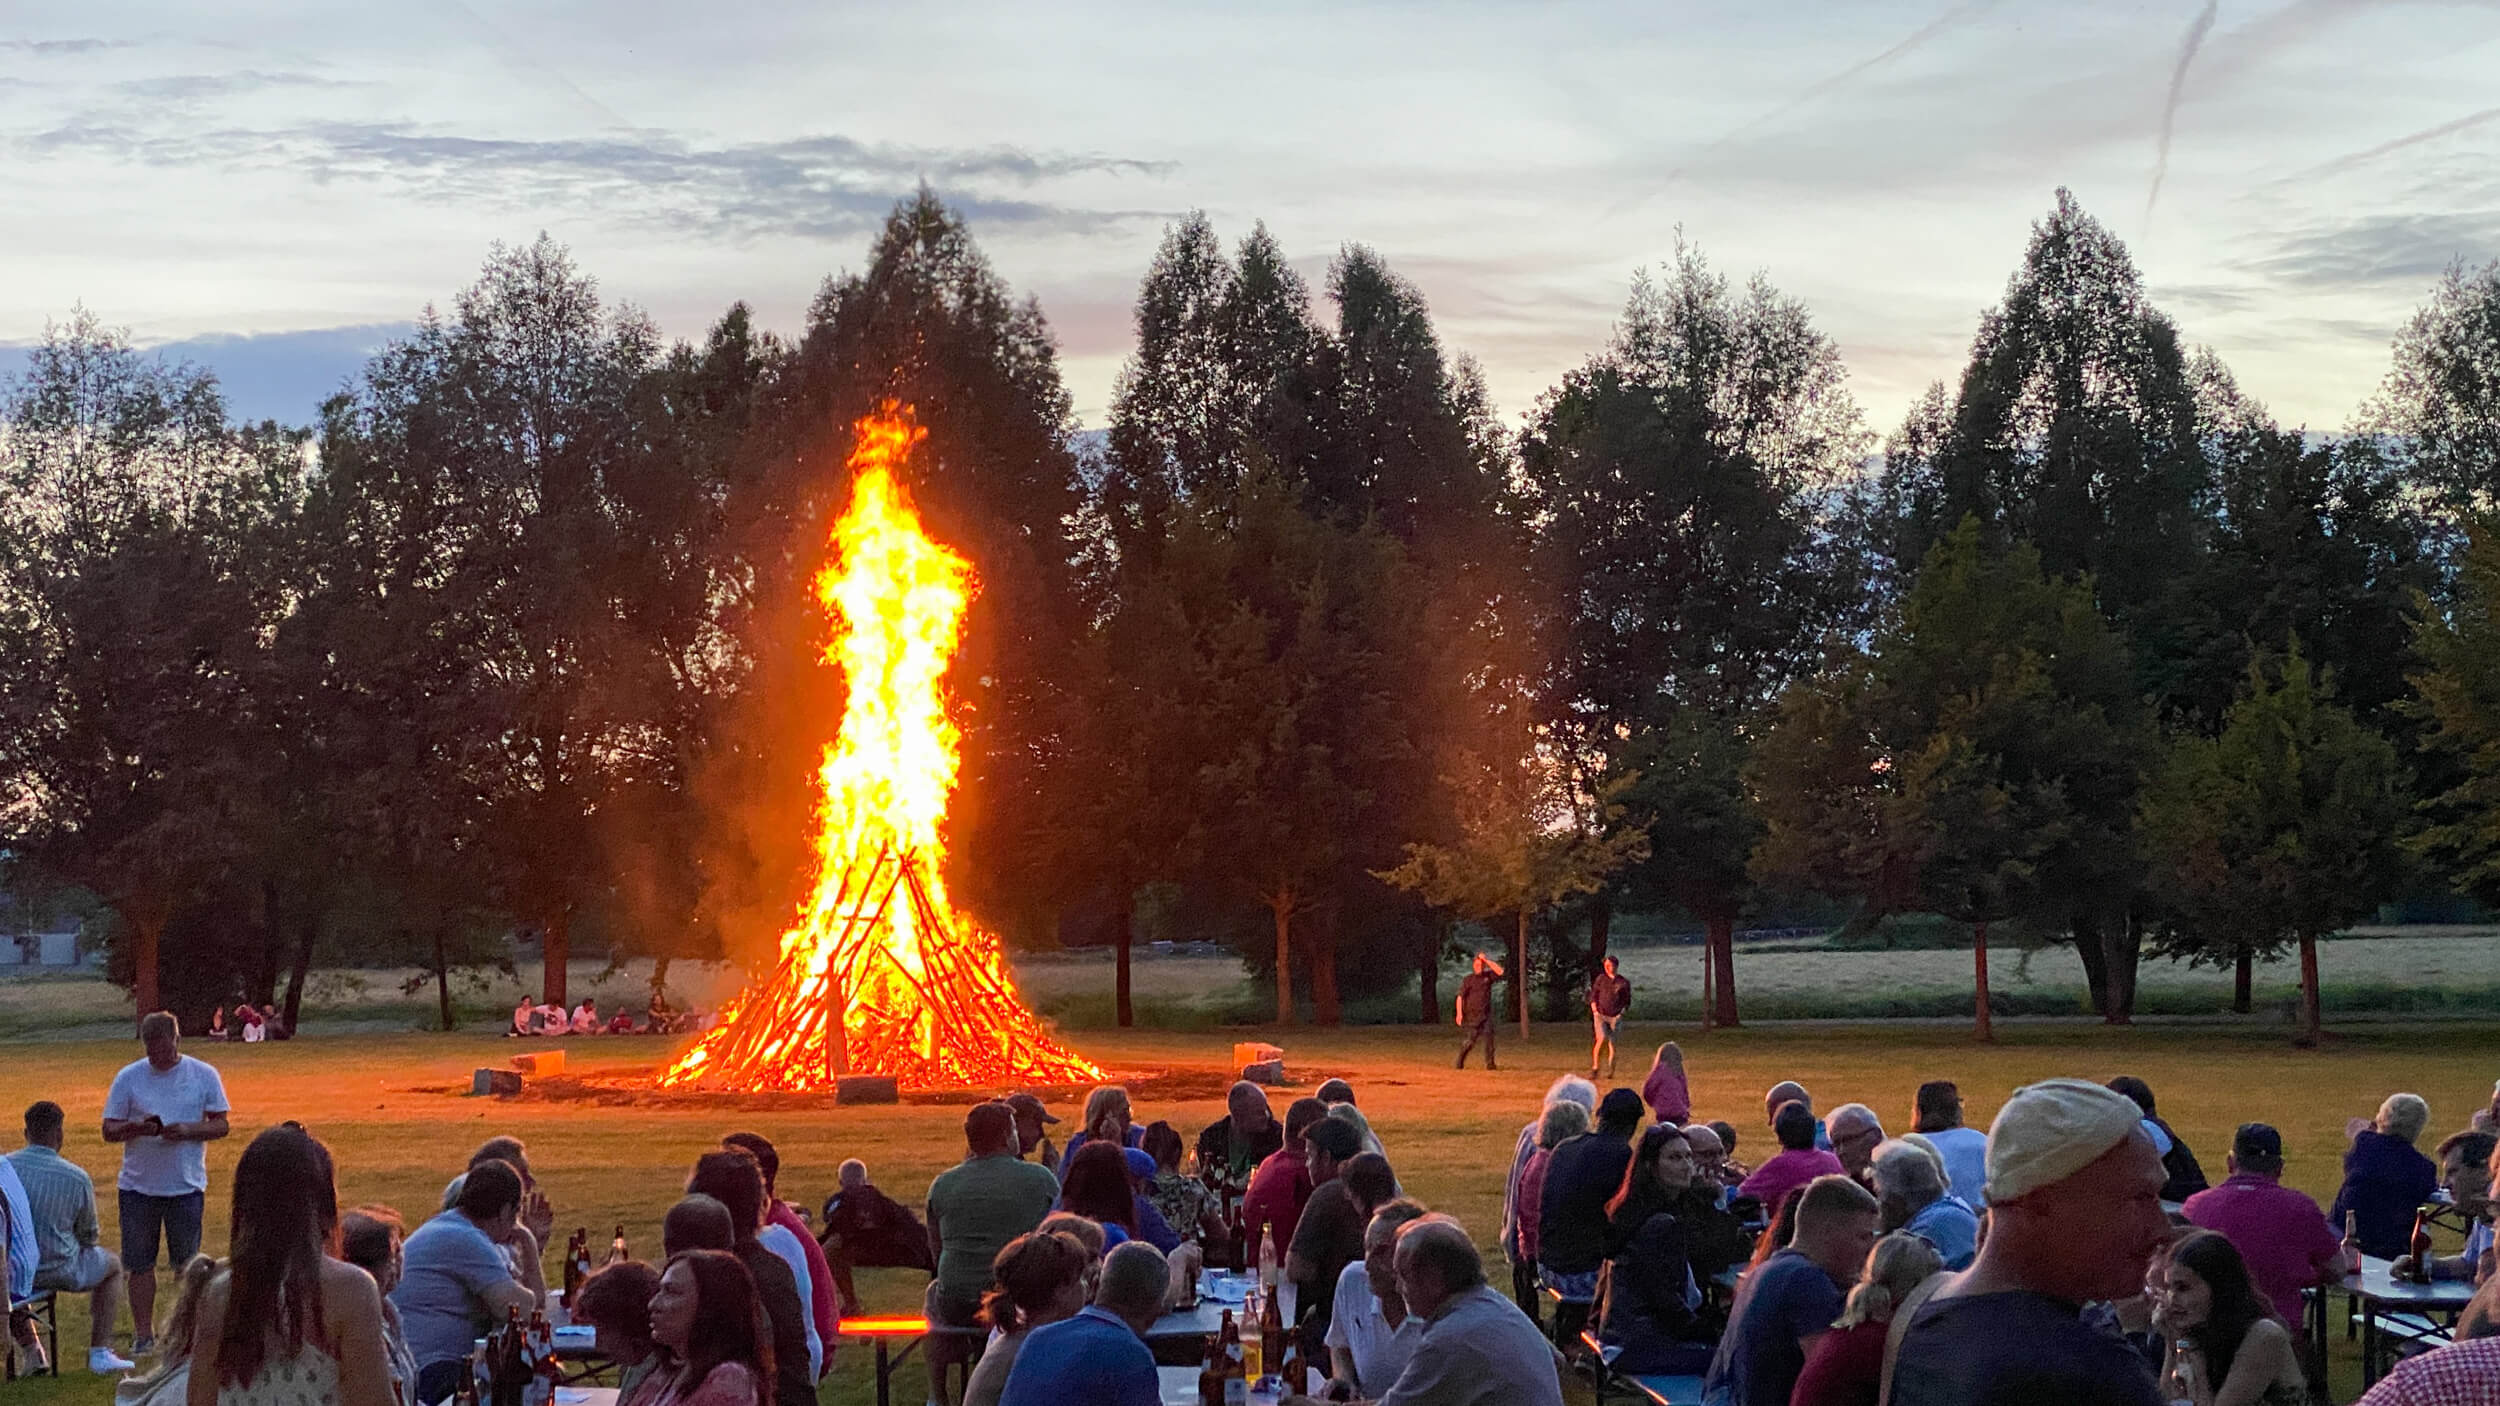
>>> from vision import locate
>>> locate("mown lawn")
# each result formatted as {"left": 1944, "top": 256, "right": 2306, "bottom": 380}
{"left": 3, "top": 1019, "right": 2487, "bottom": 1404}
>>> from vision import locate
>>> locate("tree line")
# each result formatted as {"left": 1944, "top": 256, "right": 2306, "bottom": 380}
{"left": 5, "top": 187, "right": 2498, "bottom": 1043}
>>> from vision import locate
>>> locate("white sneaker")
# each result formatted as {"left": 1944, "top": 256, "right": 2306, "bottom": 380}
{"left": 90, "top": 1347, "right": 137, "bottom": 1374}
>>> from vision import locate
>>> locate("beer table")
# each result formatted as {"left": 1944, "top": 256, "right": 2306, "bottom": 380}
{"left": 553, "top": 1390, "right": 618, "bottom": 1406}
{"left": 2314, "top": 1254, "right": 2478, "bottom": 1386}
{"left": 833, "top": 1314, "right": 986, "bottom": 1406}
{"left": 1157, "top": 1365, "right": 1300, "bottom": 1404}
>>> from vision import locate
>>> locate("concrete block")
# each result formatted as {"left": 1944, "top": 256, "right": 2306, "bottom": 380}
{"left": 1242, "top": 1060, "right": 1286, "bottom": 1086}
{"left": 835, "top": 1076, "right": 900, "bottom": 1105}
{"left": 510, "top": 1050, "right": 565, "bottom": 1075}
{"left": 1233, "top": 1042, "right": 1282, "bottom": 1071}
{"left": 471, "top": 1069, "right": 524, "bottom": 1097}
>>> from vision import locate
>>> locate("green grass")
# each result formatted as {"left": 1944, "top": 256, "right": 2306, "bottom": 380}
{"left": 3, "top": 1020, "right": 2487, "bottom": 1404}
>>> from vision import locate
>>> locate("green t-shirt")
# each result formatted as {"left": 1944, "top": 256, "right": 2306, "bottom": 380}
{"left": 927, "top": 1152, "right": 1060, "bottom": 1303}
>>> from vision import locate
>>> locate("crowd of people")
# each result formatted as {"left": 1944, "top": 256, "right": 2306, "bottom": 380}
{"left": 6, "top": 1011, "right": 2499, "bottom": 1406}
{"left": 508, "top": 994, "right": 706, "bottom": 1038}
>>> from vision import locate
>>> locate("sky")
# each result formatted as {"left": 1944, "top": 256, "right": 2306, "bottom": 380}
{"left": 3, "top": 1, "right": 2497, "bottom": 431}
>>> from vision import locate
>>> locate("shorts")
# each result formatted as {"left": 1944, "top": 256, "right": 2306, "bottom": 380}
{"left": 35, "top": 1244, "right": 120, "bottom": 1292}
{"left": 118, "top": 1189, "right": 205, "bottom": 1273}
{"left": 924, "top": 1279, "right": 982, "bottom": 1329}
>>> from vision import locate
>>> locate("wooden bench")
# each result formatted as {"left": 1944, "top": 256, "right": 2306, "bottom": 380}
{"left": 832, "top": 1314, "right": 989, "bottom": 1406}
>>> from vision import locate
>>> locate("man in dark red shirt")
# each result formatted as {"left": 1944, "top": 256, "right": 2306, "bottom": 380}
{"left": 1454, "top": 953, "right": 1501, "bottom": 1070}
{"left": 1586, "top": 955, "right": 1633, "bottom": 1079}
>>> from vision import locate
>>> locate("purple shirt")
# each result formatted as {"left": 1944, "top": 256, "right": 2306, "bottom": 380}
{"left": 1738, "top": 1147, "right": 1847, "bottom": 1217}
{"left": 2183, "top": 1172, "right": 2343, "bottom": 1323}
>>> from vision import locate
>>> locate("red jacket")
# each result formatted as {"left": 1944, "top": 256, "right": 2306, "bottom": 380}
{"left": 1239, "top": 1146, "right": 1313, "bottom": 1259}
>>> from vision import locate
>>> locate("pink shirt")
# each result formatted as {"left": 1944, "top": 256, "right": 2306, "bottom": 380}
{"left": 1516, "top": 1150, "right": 1556, "bottom": 1262}
{"left": 2182, "top": 1172, "right": 2343, "bottom": 1325}
{"left": 1642, "top": 1064, "right": 1691, "bottom": 1126}
{"left": 1737, "top": 1147, "right": 1847, "bottom": 1217}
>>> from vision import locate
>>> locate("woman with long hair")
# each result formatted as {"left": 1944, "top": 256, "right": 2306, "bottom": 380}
{"left": 571, "top": 1260, "right": 664, "bottom": 1403}
{"left": 2153, "top": 1232, "right": 2310, "bottom": 1406}
{"left": 960, "top": 1232, "right": 1092, "bottom": 1406}
{"left": 1790, "top": 1232, "right": 1944, "bottom": 1406}
{"left": 1641, "top": 1042, "right": 1690, "bottom": 1126}
{"left": 631, "top": 1250, "right": 773, "bottom": 1406}
{"left": 115, "top": 1256, "right": 221, "bottom": 1406}
{"left": 1054, "top": 1086, "right": 1138, "bottom": 1177}
{"left": 1595, "top": 1125, "right": 1715, "bottom": 1375}
{"left": 185, "top": 1126, "right": 392, "bottom": 1406}
{"left": 1057, "top": 1141, "right": 1140, "bottom": 1245}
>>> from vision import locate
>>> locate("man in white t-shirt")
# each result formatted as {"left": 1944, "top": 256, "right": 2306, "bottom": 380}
{"left": 1325, "top": 1200, "right": 1429, "bottom": 1399}
{"left": 100, "top": 1012, "right": 229, "bottom": 1354}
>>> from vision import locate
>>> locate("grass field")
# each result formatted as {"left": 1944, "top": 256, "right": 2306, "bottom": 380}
{"left": 4, "top": 1021, "right": 2493, "bottom": 1402}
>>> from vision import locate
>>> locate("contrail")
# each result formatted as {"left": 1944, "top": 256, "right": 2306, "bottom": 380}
{"left": 2290, "top": 105, "right": 2500, "bottom": 182}
{"left": 1616, "top": 0, "right": 2001, "bottom": 215}
{"left": 2144, "top": 0, "right": 2220, "bottom": 226}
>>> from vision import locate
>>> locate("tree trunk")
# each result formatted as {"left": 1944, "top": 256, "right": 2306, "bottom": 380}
{"left": 541, "top": 907, "right": 570, "bottom": 1009}
{"left": 1707, "top": 914, "right": 1740, "bottom": 1028}
{"left": 1310, "top": 915, "right": 1342, "bottom": 1026}
{"left": 1417, "top": 933, "right": 1441, "bottom": 1026}
{"left": 1973, "top": 920, "right": 1994, "bottom": 1042}
{"left": 281, "top": 914, "right": 317, "bottom": 1033}
{"left": 1588, "top": 897, "right": 1610, "bottom": 971}
{"left": 2233, "top": 944, "right": 2253, "bottom": 1013}
{"left": 1541, "top": 919, "right": 1577, "bottom": 1023}
{"left": 1700, "top": 936, "right": 1715, "bottom": 1030}
{"left": 2101, "top": 916, "right": 2142, "bottom": 1024}
{"left": 1113, "top": 896, "right": 1134, "bottom": 1029}
{"left": 132, "top": 909, "right": 164, "bottom": 1027}
{"left": 652, "top": 953, "right": 673, "bottom": 1006}
{"left": 1272, "top": 900, "right": 1295, "bottom": 1025}
{"left": 255, "top": 877, "right": 284, "bottom": 1006}
{"left": 431, "top": 929, "right": 455, "bottom": 1032}
{"left": 2072, "top": 915, "right": 2111, "bottom": 1018}
{"left": 2296, "top": 928, "right": 2322, "bottom": 1047}
{"left": 1513, "top": 908, "right": 1532, "bottom": 1037}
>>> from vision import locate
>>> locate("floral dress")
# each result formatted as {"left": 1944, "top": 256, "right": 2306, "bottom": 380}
{"left": 1145, "top": 1171, "right": 1214, "bottom": 1244}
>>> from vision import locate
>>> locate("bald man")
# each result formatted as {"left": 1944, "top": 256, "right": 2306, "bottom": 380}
{"left": 1889, "top": 1079, "right": 2172, "bottom": 1406}
{"left": 1330, "top": 1216, "right": 1560, "bottom": 1406}
{"left": 1195, "top": 1081, "right": 1283, "bottom": 1189}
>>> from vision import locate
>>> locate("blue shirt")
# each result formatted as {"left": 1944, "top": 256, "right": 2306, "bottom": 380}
{"left": 1922, "top": 1126, "right": 1990, "bottom": 1208}
{"left": 997, "top": 1306, "right": 1159, "bottom": 1406}
{"left": 1904, "top": 1195, "right": 1981, "bottom": 1270}
{"left": 1703, "top": 1247, "right": 1843, "bottom": 1406}
{"left": 391, "top": 1211, "right": 518, "bottom": 1369}
{"left": 0, "top": 1156, "right": 35, "bottom": 1302}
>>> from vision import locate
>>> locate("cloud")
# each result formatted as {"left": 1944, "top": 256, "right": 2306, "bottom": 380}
{"left": 112, "top": 71, "right": 362, "bottom": 102}
{"left": 10, "top": 120, "right": 1181, "bottom": 241}
{"left": 2243, "top": 212, "right": 2500, "bottom": 289}
{"left": 0, "top": 322, "right": 416, "bottom": 425}
{"left": 2289, "top": 106, "right": 2500, "bottom": 183}
{"left": 0, "top": 39, "right": 134, "bottom": 57}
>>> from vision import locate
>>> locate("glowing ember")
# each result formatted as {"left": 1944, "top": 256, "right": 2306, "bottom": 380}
{"left": 661, "top": 404, "right": 1101, "bottom": 1092}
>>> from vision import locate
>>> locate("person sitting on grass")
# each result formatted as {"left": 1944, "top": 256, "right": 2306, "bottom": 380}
{"left": 569, "top": 1000, "right": 599, "bottom": 1035}
{"left": 340, "top": 1206, "right": 418, "bottom": 1402}
{"left": 1739, "top": 1101, "right": 1847, "bottom": 1217}
{"left": 1790, "top": 1230, "right": 1944, "bottom": 1406}
{"left": 997, "top": 1240, "right": 1168, "bottom": 1406}
{"left": 1324, "top": 1200, "right": 1430, "bottom": 1400}
{"left": 1871, "top": 1138, "right": 1978, "bottom": 1271}
{"left": 1703, "top": 1175, "right": 1880, "bottom": 1406}
{"left": 816, "top": 1158, "right": 931, "bottom": 1316}
{"left": 2332, "top": 1092, "right": 2440, "bottom": 1261}
{"left": 1241, "top": 1098, "right": 1331, "bottom": 1262}
{"left": 2393, "top": 1127, "right": 2497, "bottom": 1286}
{"left": 395, "top": 1157, "right": 544, "bottom": 1404}
{"left": 1537, "top": 1087, "right": 1645, "bottom": 1343}
{"left": 635, "top": 1249, "right": 772, "bottom": 1406}
{"left": 1596, "top": 1125, "right": 1718, "bottom": 1376}
{"left": 571, "top": 1259, "right": 662, "bottom": 1403}
{"left": 1889, "top": 1079, "right": 2175, "bottom": 1406}
{"left": 9, "top": 1098, "right": 134, "bottom": 1372}
{"left": 961, "top": 1230, "right": 1092, "bottom": 1406}
{"left": 532, "top": 1002, "right": 566, "bottom": 1037}
{"left": 2182, "top": 1122, "right": 2358, "bottom": 1326}
{"left": 722, "top": 1132, "right": 836, "bottom": 1371}
{"left": 111, "top": 1255, "right": 219, "bottom": 1406}
{"left": 605, "top": 1010, "right": 639, "bottom": 1035}
{"left": 509, "top": 1001, "right": 532, "bottom": 1038}
{"left": 2153, "top": 1231, "right": 2312, "bottom": 1406}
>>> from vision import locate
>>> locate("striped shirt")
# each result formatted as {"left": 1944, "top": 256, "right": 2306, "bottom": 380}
{"left": 5, "top": 1144, "right": 101, "bottom": 1278}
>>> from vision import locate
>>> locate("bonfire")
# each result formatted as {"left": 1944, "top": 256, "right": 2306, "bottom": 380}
{"left": 661, "top": 406, "right": 1102, "bottom": 1092}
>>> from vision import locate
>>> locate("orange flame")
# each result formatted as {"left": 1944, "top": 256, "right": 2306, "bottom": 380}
{"left": 660, "top": 404, "right": 1101, "bottom": 1091}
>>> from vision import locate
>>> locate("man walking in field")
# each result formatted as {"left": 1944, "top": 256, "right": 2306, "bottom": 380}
{"left": 1587, "top": 955, "right": 1632, "bottom": 1079}
{"left": 1454, "top": 954, "right": 1501, "bottom": 1070}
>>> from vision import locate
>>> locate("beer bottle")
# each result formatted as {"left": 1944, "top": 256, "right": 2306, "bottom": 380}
{"left": 607, "top": 1223, "right": 630, "bottom": 1265}
{"left": 1197, "top": 1332, "right": 1225, "bottom": 1406}
{"left": 2408, "top": 1208, "right": 2435, "bottom": 1280}
{"left": 452, "top": 1358, "right": 480, "bottom": 1406}
{"left": 1280, "top": 1339, "right": 1309, "bottom": 1399}
{"left": 1257, "top": 1232, "right": 1278, "bottom": 1293}
{"left": 1219, "top": 1309, "right": 1247, "bottom": 1406}
{"left": 570, "top": 1231, "right": 592, "bottom": 1300}
{"left": 1259, "top": 1288, "right": 1285, "bottom": 1378}
{"left": 1240, "top": 1295, "right": 1265, "bottom": 1383}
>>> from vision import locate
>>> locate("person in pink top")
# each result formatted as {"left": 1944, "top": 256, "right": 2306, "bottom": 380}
{"left": 1513, "top": 1102, "right": 1589, "bottom": 1270}
{"left": 1639, "top": 1042, "right": 1690, "bottom": 1126}
{"left": 721, "top": 1134, "right": 837, "bottom": 1360}
{"left": 1738, "top": 1101, "right": 1846, "bottom": 1215}
{"left": 2181, "top": 1122, "right": 2356, "bottom": 1330}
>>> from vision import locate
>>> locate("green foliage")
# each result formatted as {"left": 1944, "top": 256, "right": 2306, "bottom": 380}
{"left": 2363, "top": 258, "right": 2500, "bottom": 514}
{"left": 2411, "top": 522, "right": 2500, "bottom": 907}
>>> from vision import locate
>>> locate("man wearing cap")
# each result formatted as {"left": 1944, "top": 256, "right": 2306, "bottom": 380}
{"left": 1889, "top": 1078, "right": 2173, "bottom": 1406}
{"left": 925, "top": 1102, "right": 1058, "bottom": 1405}
{"left": 1008, "top": 1093, "right": 1061, "bottom": 1172}
{"left": 1194, "top": 1082, "right": 1283, "bottom": 1190}
{"left": 2182, "top": 1124, "right": 2357, "bottom": 1328}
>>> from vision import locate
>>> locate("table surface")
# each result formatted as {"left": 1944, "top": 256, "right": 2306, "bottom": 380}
{"left": 2341, "top": 1254, "right": 2480, "bottom": 1308}
{"left": 1156, "top": 1365, "right": 1313, "bottom": 1405}
{"left": 553, "top": 1390, "right": 617, "bottom": 1406}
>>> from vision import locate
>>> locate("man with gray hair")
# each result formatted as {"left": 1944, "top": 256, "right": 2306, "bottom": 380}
{"left": 1890, "top": 1078, "right": 2172, "bottom": 1406}
{"left": 1827, "top": 1103, "right": 1885, "bottom": 1187}
{"left": 998, "top": 1240, "right": 1166, "bottom": 1406}
{"left": 1871, "top": 1139, "right": 1977, "bottom": 1269}
{"left": 1352, "top": 1215, "right": 1561, "bottom": 1406}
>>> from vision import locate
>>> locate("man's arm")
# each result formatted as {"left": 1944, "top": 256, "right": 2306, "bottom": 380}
{"left": 74, "top": 1181, "right": 99, "bottom": 1250}
{"left": 100, "top": 1117, "right": 160, "bottom": 1144}
{"left": 925, "top": 1195, "right": 945, "bottom": 1271}
{"left": 165, "top": 1110, "right": 230, "bottom": 1142}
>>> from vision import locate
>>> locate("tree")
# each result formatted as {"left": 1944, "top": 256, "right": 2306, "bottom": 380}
{"left": 0, "top": 312, "right": 303, "bottom": 1023}
{"left": 2410, "top": 522, "right": 2500, "bottom": 909}
{"left": 2141, "top": 650, "right": 2408, "bottom": 1045}
{"left": 2363, "top": 258, "right": 2500, "bottom": 514}
{"left": 1755, "top": 520, "right": 2141, "bottom": 1036}
{"left": 1517, "top": 241, "right": 1871, "bottom": 1025}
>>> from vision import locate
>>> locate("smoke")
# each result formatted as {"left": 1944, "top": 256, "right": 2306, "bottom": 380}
{"left": 2144, "top": 0, "right": 2221, "bottom": 227}
{"left": 2291, "top": 105, "right": 2500, "bottom": 182}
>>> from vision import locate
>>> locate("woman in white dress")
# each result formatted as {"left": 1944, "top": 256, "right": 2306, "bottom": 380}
{"left": 185, "top": 1126, "right": 394, "bottom": 1406}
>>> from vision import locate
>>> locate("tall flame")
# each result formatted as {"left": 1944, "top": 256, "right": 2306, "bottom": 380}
{"left": 660, "top": 405, "right": 1100, "bottom": 1091}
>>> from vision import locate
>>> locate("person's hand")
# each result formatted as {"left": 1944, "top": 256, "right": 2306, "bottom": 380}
{"left": 523, "top": 1190, "right": 555, "bottom": 1250}
{"left": 2347, "top": 1117, "right": 2372, "bottom": 1141}
{"left": 140, "top": 1115, "right": 165, "bottom": 1138}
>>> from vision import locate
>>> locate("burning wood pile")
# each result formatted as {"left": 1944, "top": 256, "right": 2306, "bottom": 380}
{"left": 660, "top": 406, "right": 1101, "bottom": 1093}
